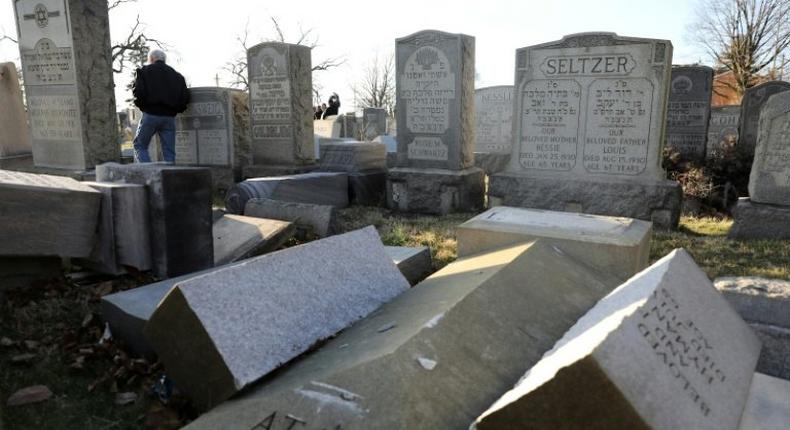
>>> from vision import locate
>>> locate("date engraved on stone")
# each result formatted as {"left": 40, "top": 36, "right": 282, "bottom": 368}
{"left": 519, "top": 79, "right": 581, "bottom": 171}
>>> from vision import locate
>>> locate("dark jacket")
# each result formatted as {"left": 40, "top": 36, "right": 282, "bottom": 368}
{"left": 133, "top": 61, "right": 190, "bottom": 117}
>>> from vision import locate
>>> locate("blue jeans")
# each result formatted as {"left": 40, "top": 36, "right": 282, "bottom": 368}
{"left": 133, "top": 113, "right": 176, "bottom": 163}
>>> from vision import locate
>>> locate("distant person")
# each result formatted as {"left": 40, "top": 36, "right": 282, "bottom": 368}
{"left": 321, "top": 93, "right": 340, "bottom": 119}
{"left": 314, "top": 105, "right": 323, "bottom": 120}
{"left": 131, "top": 49, "right": 190, "bottom": 163}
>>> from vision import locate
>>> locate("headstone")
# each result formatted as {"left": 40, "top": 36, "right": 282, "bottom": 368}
{"left": 0, "top": 62, "right": 32, "bottom": 158}
{"left": 186, "top": 240, "right": 622, "bottom": 429}
{"left": 457, "top": 207, "right": 651, "bottom": 280}
{"left": 76, "top": 182, "right": 150, "bottom": 275}
{"left": 144, "top": 227, "right": 410, "bottom": 410}
{"left": 472, "top": 249, "right": 761, "bottom": 430}
{"left": 244, "top": 198, "right": 337, "bottom": 238}
{"left": 319, "top": 141, "right": 386, "bottom": 172}
{"left": 13, "top": 0, "right": 118, "bottom": 170}
{"left": 665, "top": 66, "right": 714, "bottom": 161}
{"left": 738, "top": 81, "right": 790, "bottom": 153}
{"left": 314, "top": 117, "right": 342, "bottom": 140}
{"left": 739, "top": 373, "right": 790, "bottom": 430}
{"left": 706, "top": 105, "right": 740, "bottom": 158}
{"left": 340, "top": 112, "right": 359, "bottom": 139}
{"left": 384, "top": 245, "right": 433, "bottom": 285}
{"left": 362, "top": 108, "right": 387, "bottom": 141}
{"left": 388, "top": 30, "right": 485, "bottom": 214}
{"left": 247, "top": 42, "right": 314, "bottom": 173}
{"left": 96, "top": 163, "right": 214, "bottom": 278}
{"left": 175, "top": 87, "right": 251, "bottom": 186}
{"left": 475, "top": 86, "right": 513, "bottom": 154}
{"left": 0, "top": 171, "right": 100, "bottom": 257}
{"left": 225, "top": 172, "right": 349, "bottom": 215}
{"left": 729, "top": 198, "right": 790, "bottom": 240}
{"left": 489, "top": 33, "right": 682, "bottom": 229}
{"left": 212, "top": 215, "right": 295, "bottom": 266}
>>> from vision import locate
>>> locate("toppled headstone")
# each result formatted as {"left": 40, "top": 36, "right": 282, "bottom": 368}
{"left": 213, "top": 215, "right": 294, "bottom": 265}
{"left": 472, "top": 249, "right": 761, "bottom": 430}
{"left": 96, "top": 163, "right": 213, "bottom": 278}
{"left": 739, "top": 372, "right": 790, "bottom": 430}
{"left": 458, "top": 207, "right": 651, "bottom": 280}
{"left": 665, "top": 66, "right": 714, "bottom": 161}
{"left": 185, "top": 241, "right": 622, "bottom": 429}
{"left": 0, "top": 171, "right": 100, "bottom": 257}
{"left": 0, "top": 62, "right": 32, "bottom": 158}
{"left": 729, "top": 198, "right": 790, "bottom": 240}
{"left": 77, "top": 182, "right": 150, "bottom": 274}
{"left": 707, "top": 105, "right": 740, "bottom": 158}
{"left": 225, "top": 172, "right": 349, "bottom": 215}
{"left": 319, "top": 142, "right": 386, "bottom": 172}
{"left": 738, "top": 81, "right": 790, "bottom": 152}
{"left": 145, "top": 227, "right": 409, "bottom": 410}
{"left": 384, "top": 246, "right": 433, "bottom": 285}
{"left": 244, "top": 198, "right": 336, "bottom": 238}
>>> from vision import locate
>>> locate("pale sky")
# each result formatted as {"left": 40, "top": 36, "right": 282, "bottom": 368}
{"left": 0, "top": 0, "right": 705, "bottom": 111}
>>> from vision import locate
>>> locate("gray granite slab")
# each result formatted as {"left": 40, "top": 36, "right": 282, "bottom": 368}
{"left": 706, "top": 105, "right": 740, "bottom": 158}
{"left": 728, "top": 198, "right": 790, "bottom": 240}
{"left": 384, "top": 245, "right": 432, "bottom": 285}
{"left": 387, "top": 167, "right": 485, "bottom": 214}
{"left": 0, "top": 62, "right": 31, "bottom": 157}
{"left": 748, "top": 91, "right": 790, "bottom": 206}
{"left": 244, "top": 198, "right": 336, "bottom": 238}
{"left": 665, "top": 66, "right": 714, "bottom": 160}
{"left": 319, "top": 141, "right": 387, "bottom": 172}
{"left": 225, "top": 172, "right": 349, "bottom": 214}
{"left": 213, "top": 215, "right": 294, "bottom": 265}
{"left": 475, "top": 86, "right": 513, "bottom": 154}
{"left": 738, "top": 81, "right": 790, "bottom": 153}
{"left": 739, "top": 373, "right": 790, "bottom": 430}
{"left": 362, "top": 108, "right": 387, "bottom": 141}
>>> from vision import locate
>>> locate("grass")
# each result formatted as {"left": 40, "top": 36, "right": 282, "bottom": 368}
{"left": 1, "top": 209, "right": 789, "bottom": 429}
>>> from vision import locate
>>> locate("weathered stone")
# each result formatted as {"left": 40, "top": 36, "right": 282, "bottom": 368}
{"left": 492, "top": 33, "right": 680, "bottom": 228}
{"left": 707, "top": 105, "right": 740, "bottom": 158}
{"left": 387, "top": 167, "right": 485, "bottom": 214}
{"left": 458, "top": 206, "right": 651, "bottom": 279}
{"left": 314, "top": 117, "right": 342, "bottom": 140}
{"left": 475, "top": 86, "right": 513, "bottom": 154}
{"left": 395, "top": 30, "right": 475, "bottom": 170}
{"left": 738, "top": 81, "right": 790, "bottom": 153}
{"left": 244, "top": 198, "right": 336, "bottom": 238}
{"left": 750, "top": 323, "right": 790, "bottom": 381}
{"left": 13, "top": 0, "right": 118, "bottom": 170}
{"left": 241, "top": 164, "right": 317, "bottom": 179}
{"left": 384, "top": 245, "right": 432, "bottom": 285}
{"left": 248, "top": 42, "right": 314, "bottom": 169}
{"left": 225, "top": 172, "right": 349, "bottom": 215}
{"left": 0, "top": 62, "right": 31, "bottom": 157}
{"left": 739, "top": 373, "right": 790, "bottom": 430}
{"left": 144, "top": 227, "right": 409, "bottom": 410}
{"left": 475, "top": 152, "right": 511, "bottom": 175}
{"left": 665, "top": 66, "right": 714, "bottom": 161}
{"left": 319, "top": 141, "right": 386, "bottom": 172}
{"left": 714, "top": 277, "right": 790, "bottom": 328}
{"left": 728, "top": 198, "right": 790, "bottom": 240}
{"left": 0, "top": 257, "right": 61, "bottom": 290}
{"left": 338, "top": 113, "right": 360, "bottom": 139}
{"left": 76, "top": 182, "right": 150, "bottom": 275}
{"left": 0, "top": 170, "right": 100, "bottom": 257}
{"left": 348, "top": 170, "right": 387, "bottom": 206}
{"left": 96, "top": 163, "right": 213, "bottom": 278}
{"left": 213, "top": 215, "right": 294, "bottom": 265}
{"left": 490, "top": 174, "right": 682, "bottom": 230}
{"left": 186, "top": 240, "right": 622, "bottom": 429}
{"left": 472, "top": 249, "right": 761, "bottom": 430}
{"left": 749, "top": 91, "right": 790, "bottom": 206}
{"left": 362, "top": 108, "right": 387, "bottom": 141}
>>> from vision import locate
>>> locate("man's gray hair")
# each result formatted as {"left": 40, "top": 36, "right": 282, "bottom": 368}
{"left": 149, "top": 49, "right": 167, "bottom": 63}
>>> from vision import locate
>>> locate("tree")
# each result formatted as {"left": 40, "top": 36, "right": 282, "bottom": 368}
{"left": 351, "top": 53, "right": 396, "bottom": 115}
{"left": 690, "top": 0, "right": 790, "bottom": 96}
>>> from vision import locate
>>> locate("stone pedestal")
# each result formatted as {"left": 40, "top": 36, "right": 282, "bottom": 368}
{"left": 387, "top": 167, "right": 485, "bottom": 215}
{"left": 729, "top": 199, "right": 790, "bottom": 240}
{"left": 489, "top": 174, "right": 682, "bottom": 229}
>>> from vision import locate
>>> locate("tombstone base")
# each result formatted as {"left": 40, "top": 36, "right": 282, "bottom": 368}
{"left": 0, "top": 155, "right": 95, "bottom": 181}
{"left": 474, "top": 153, "right": 511, "bottom": 175}
{"left": 349, "top": 169, "right": 387, "bottom": 207}
{"left": 387, "top": 167, "right": 485, "bottom": 215}
{"left": 489, "top": 173, "right": 682, "bottom": 230}
{"left": 729, "top": 199, "right": 790, "bottom": 240}
{"left": 242, "top": 164, "right": 317, "bottom": 180}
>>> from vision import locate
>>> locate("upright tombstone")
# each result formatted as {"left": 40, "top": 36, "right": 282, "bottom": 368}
{"left": 665, "top": 65, "right": 714, "bottom": 161}
{"left": 0, "top": 62, "right": 32, "bottom": 158}
{"left": 738, "top": 81, "right": 790, "bottom": 153}
{"left": 245, "top": 42, "right": 315, "bottom": 178}
{"left": 12, "top": 0, "right": 118, "bottom": 171}
{"left": 474, "top": 86, "right": 513, "bottom": 174}
{"left": 175, "top": 87, "right": 251, "bottom": 189}
{"left": 388, "top": 30, "right": 485, "bottom": 215}
{"left": 362, "top": 107, "right": 388, "bottom": 141}
{"left": 706, "top": 105, "right": 740, "bottom": 158}
{"left": 489, "top": 33, "right": 682, "bottom": 229}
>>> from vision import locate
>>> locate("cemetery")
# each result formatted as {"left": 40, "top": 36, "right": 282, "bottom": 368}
{"left": 1, "top": 0, "right": 790, "bottom": 429}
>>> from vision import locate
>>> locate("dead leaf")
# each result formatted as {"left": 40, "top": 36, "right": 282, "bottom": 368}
{"left": 115, "top": 392, "right": 138, "bottom": 406}
{"left": 6, "top": 385, "right": 53, "bottom": 406}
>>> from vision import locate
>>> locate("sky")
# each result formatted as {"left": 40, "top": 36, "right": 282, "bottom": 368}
{"left": 0, "top": 0, "right": 706, "bottom": 111}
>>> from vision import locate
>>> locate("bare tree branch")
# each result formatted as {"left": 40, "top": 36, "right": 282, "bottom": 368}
{"left": 108, "top": 0, "right": 137, "bottom": 10}
{"left": 352, "top": 53, "right": 396, "bottom": 114}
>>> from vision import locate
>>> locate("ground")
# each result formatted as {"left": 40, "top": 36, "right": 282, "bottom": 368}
{"left": 1, "top": 208, "right": 788, "bottom": 429}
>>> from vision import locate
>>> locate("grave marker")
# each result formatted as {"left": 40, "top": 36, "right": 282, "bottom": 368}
{"left": 0, "top": 62, "right": 32, "bottom": 158}
{"left": 706, "top": 105, "right": 740, "bottom": 158}
{"left": 738, "top": 81, "right": 790, "bottom": 153}
{"left": 665, "top": 66, "right": 714, "bottom": 160}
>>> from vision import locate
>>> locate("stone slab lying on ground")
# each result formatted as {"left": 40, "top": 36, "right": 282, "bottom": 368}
{"left": 384, "top": 246, "right": 433, "bottom": 286}
{"left": 0, "top": 171, "right": 100, "bottom": 258}
{"left": 77, "top": 182, "right": 150, "bottom": 275}
{"left": 213, "top": 215, "right": 295, "bottom": 265}
{"left": 319, "top": 141, "right": 387, "bottom": 172}
{"left": 472, "top": 249, "right": 761, "bottom": 430}
{"left": 96, "top": 163, "right": 214, "bottom": 278}
{"left": 739, "top": 373, "right": 790, "bottom": 430}
{"left": 457, "top": 207, "right": 651, "bottom": 280}
{"left": 144, "top": 227, "right": 409, "bottom": 410}
{"left": 728, "top": 199, "right": 790, "bottom": 240}
{"left": 244, "top": 198, "right": 336, "bottom": 238}
{"left": 225, "top": 172, "right": 348, "bottom": 215}
{"left": 185, "top": 240, "right": 623, "bottom": 429}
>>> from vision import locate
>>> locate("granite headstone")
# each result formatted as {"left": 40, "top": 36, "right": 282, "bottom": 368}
{"left": 738, "top": 81, "right": 790, "bottom": 153}
{"left": 0, "top": 62, "right": 32, "bottom": 158}
{"left": 706, "top": 105, "right": 740, "bottom": 158}
{"left": 475, "top": 85, "right": 513, "bottom": 154}
{"left": 362, "top": 107, "right": 387, "bottom": 141}
{"left": 665, "top": 66, "right": 713, "bottom": 160}
{"left": 748, "top": 90, "right": 790, "bottom": 205}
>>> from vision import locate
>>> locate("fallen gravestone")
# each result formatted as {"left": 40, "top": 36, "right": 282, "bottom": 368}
{"left": 225, "top": 172, "right": 349, "bottom": 215}
{"left": 0, "top": 62, "right": 32, "bottom": 158}
{"left": 489, "top": 33, "right": 682, "bottom": 229}
{"left": 738, "top": 81, "right": 790, "bottom": 153}
{"left": 384, "top": 246, "right": 433, "bottom": 286}
{"left": 185, "top": 240, "right": 622, "bottom": 429}
{"left": 457, "top": 207, "right": 651, "bottom": 280}
{"left": 472, "top": 249, "right": 761, "bottom": 430}
{"left": 96, "top": 163, "right": 213, "bottom": 278}
{"left": 320, "top": 141, "right": 387, "bottom": 206}
{"left": 213, "top": 215, "right": 295, "bottom": 265}
{"left": 474, "top": 86, "right": 513, "bottom": 175}
{"left": 244, "top": 198, "right": 336, "bottom": 238}
{"left": 707, "top": 105, "right": 740, "bottom": 158}
{"left": 0, "top": 170, "right": 100, "bottom": 257}
{"left": 739, "top": 372, "right": 790, "bottom": 430}
{"left": 144, "top": 227, "right": 409, "bottom": 410}
{"left": 665, "top": 66, "right": 714, "bottom": 161}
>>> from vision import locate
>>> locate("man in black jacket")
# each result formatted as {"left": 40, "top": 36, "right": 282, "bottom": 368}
{"left": 132, "top": 49, "right": 189, "bottom": 163}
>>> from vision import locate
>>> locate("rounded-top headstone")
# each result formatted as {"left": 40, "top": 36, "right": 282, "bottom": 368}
{"left": 748, "top": 91, "right": 790, "bottom": 206}
{"left": 738, "top": 81, "right": 790, "bottom": 152}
